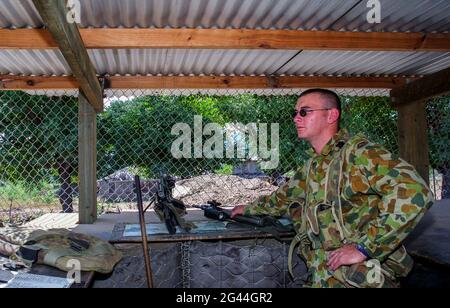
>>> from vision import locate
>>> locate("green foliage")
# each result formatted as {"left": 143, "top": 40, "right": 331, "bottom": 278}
{"left": 341, "top": 96, "right": 398, "bottom": 154}
{"left": 215, "top": 164, "right": 233, "bottom": 175}
{"left": 213, "top": 94, "right": 308, "bottom": 174}
{"left": 0, "top": 181, "right": 28, "bottom": 202}
{"left": 0, "top": 91, "right": 78, "bottom": 184}
{"left": 97, "top": 95, "right": 225, "bottom": 178}
{"left": 0, "top": 180, "right": 57, "bottom": 205}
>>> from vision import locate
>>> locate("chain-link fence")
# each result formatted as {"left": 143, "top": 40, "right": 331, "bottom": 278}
{"left": 0, "top": 91, "right": 79, "bottom": 225}
{"left": 0, "top": 88, "right": 448, "bottom": 226}
{"left": 427, "top": 94, "right": 450, "bottom": 200}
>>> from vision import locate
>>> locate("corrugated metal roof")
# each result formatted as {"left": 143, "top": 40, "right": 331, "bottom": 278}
{"left": 1, "top": 0, "right": 449, "bottom": 92}
{"left": 2, "top": 48, "right": 449, "bottom": 77}
{"left": 331, "top": 0, "right": 450, "bottom": 32}
{"left": 277, "top": 51, "right": 450, "bottom": 76}
{"left": 0, "top": 49, "right": 296, "bottom": 76}
{"left": 0, "top": 49, "right": 71, "bottom": 76}
{"left": 1, "top": 0, "right": 449, "bottom": 32}
{"left": 0, "top": 0, "right": 41, "bottom": 28}
{"left": 88, "top": 49, "right": 297, "bottom": 76}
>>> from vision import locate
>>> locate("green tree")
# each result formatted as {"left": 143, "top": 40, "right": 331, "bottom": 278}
{"left": 214, "top": 94, "right": 306, "bottom": 176}
{"left": 0, "top": 91, "right": 78, "bottom": 212}
{"left": 341, "top": 96, "right": 398, "bottom": 154}
{"left": 97, "top": 95, "right": 226, "bottom": 179}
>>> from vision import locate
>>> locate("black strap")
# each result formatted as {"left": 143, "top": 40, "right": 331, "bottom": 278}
{"left": 17, "top": 246, "right": 40, "bottom": 263}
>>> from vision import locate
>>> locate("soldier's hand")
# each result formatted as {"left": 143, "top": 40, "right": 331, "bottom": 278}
{"left": 327, "top": 244, "right": 367, "bottom": 271}
{"left": 231, "top": 204, "right": 246, "bottom": 218}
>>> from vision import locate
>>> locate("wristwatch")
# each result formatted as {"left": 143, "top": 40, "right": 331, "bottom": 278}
{"left": 356, "top": 243, "right": 371, "bottom": 259}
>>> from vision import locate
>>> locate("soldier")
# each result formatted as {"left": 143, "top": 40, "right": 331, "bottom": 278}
{"left": 231, "top": 88, "right": 434, "bottom": 288}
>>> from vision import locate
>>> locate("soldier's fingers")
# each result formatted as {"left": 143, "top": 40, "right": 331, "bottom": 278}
{"left": 327, "top": 249, "right": 341, "bottom": 262}
{"left": 231, "top": 205, "right": 244, "bottom": 218}
{"left": 328, "top": 248, "right": 341, "bottom": 259}
{"left": 327, "top": 251, "right": 341, "bottom": 269}
{"left": 329, "top": 256, "right": 341, "bottom": 271}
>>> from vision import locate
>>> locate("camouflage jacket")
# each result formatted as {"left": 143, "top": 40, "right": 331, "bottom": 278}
{"left": 244, "top": 129, "right": 434, "bottom": 261}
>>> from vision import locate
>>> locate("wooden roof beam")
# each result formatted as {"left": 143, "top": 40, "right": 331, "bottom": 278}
{"left": 390, "top": 66, "right": 450, "bottom": 105}
{"left": 0, "top": 75, "right": 411, "bottom": 90}
{"left": 1, "top": 28, "right": 449, "bottom": 51}
{"left": 31, "top": 0, "right": 103, "bottom": 112}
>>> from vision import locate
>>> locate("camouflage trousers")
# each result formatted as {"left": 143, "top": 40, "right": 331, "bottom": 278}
{"left": 303, "top": 248, "right": 400, "bottom": 288}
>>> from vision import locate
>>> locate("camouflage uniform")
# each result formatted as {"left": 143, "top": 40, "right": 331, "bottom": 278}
{"left": 243, "top": 129, "right": 434, "bottom": 287}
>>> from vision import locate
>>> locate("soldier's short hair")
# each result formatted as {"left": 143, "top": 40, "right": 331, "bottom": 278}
{"left": 298, "top": 88, "right": 341, "bottom": 121}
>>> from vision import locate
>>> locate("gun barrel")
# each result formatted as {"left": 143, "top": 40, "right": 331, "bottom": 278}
{"left": 193, "top": 204, "right": 269, "bottom": 227}
{"left": 204, "top": 207, "right": 228, "bottom": 221}
{"left": 226, "top": 211, "right": 267, "bottom": 227}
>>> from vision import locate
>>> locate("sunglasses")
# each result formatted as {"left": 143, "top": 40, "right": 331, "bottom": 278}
{"left": 292, "top": 108, "right": 331, "bottom": 118}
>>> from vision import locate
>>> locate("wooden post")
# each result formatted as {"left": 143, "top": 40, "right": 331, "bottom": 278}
{"left": 396, "top": 100, "right": 430, "bottom": 185}
{"left": 78, "top": 91, "right": 97, "bottom": 224}
{"left": 392, "top": 67, "right": 450, "bottom": 186}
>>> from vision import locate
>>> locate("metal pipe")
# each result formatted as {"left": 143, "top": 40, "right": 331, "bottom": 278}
{"left": 134, "top": 175, "right": 154, "bottom": 288}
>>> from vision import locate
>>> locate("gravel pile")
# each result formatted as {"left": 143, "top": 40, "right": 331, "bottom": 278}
{"left": 173, "top": 173, "right": 278, "bottom": 207}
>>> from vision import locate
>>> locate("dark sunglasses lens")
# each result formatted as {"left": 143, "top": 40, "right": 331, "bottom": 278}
{"left": 293, "top": 109, "right": 308, "bottom": 118}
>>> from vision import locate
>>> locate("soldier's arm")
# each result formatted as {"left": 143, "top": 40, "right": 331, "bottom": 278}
{"left": 354, "top": 143, "right": 434, "bottom": 260}
{"left": 242, "top": 167, "right": 307, "bottom": 217}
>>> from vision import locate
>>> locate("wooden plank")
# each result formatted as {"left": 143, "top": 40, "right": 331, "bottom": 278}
{"left": 109, "top": 75, "right": 409, "bottom": 89}
{"left": 24, "top": 213, "right": 79, "bottom": 229}
{"left": 0, "top": 75, "right": 410, "bottom": 90}
{"left": 1, "top": 28, "right": 450, "bottom": 51}
{"left": 0, "top": 75, "right": 78, "bottom": 89}
{"left": 0, "top": 29, "right": 56, "bottom": 49}
{"left": 391, "top": 67, "right": 450, "bottom": 106}
{"left": 396, "top": 100, "right": 430, "bottom": 184}
{"left": 78, "top": 92, "right": 97, "bottom": 224}
{"left": 32, "top": 0, "right": 103, "bottom": 112}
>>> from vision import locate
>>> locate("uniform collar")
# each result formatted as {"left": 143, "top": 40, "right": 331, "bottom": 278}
{"left": 307, "top": 129, "right": 350, "bottom": 158}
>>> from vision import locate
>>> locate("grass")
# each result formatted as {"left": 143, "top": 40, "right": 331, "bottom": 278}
{"left": 0, "top": 181, "right": 61, "bottom": 226}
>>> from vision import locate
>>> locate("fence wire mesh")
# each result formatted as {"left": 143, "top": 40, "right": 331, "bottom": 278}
{"left": 0, "top": 91, "right": 78, "bottom": 225}
{"left": 0, "top": 88, "right": 448, "bottom": 226}
{"left": 427, "top": 94, "right": 450, "bottom": 200}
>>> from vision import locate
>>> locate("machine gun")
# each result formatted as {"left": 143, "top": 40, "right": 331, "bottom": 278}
{"left": 192, "top": 200, "right": 294, "bottom": 238}
{"left": 135, "top": 173, "right": 194, "bottom": 235}
{"left": 154, "top": 173, "right": 196, "bottom": 234}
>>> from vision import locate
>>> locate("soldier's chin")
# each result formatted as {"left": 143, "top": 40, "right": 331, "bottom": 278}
{"left": 297, "top": 130, "right": 306, "bottom": 139}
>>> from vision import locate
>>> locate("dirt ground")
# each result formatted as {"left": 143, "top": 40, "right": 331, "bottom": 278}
{"left": 0, "top": 203, "right": 64, "bottom": 227}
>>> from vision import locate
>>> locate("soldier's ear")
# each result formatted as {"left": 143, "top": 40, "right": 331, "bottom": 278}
{"left": 328, "top": 108, "right": 340, "bottom": 124}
